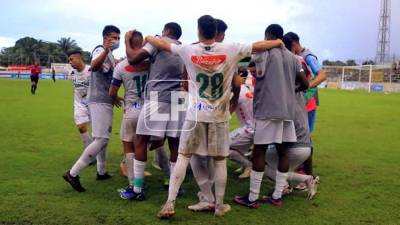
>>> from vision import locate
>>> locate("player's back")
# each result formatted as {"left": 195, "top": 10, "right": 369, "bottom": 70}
{"left": 253, "top": 48, "right": 298, "bottom": 121}
{"left": 114, "top": 59, "right": 150, "bottom": 108}
{"left": 175, "top": 42, "right": 251, "bottom": 123}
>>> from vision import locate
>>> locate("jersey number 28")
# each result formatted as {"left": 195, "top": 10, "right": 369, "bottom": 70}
{"left": 196, "top": 73, "right": 224, "bottom": 100}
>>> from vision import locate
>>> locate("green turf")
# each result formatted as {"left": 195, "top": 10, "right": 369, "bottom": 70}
{"left": 1, "top": 79, "right": 399, "bottom": 225}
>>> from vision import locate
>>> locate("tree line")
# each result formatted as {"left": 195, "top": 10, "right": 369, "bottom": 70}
{"left": 0, "top": 37, "right": 91, "bottom": 67}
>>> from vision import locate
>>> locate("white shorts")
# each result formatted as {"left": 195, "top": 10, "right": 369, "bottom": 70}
{"left": 179, "top": 121, "right": 229, "bottom": 157}
{"left": 254, "top": 119, "right": 297, "bottom": 145}
{"left": 229, "top": 126, "right": 254, "bottom": 154}
{"left": 74, "top": 99, "right": 90, "bottom": 125}
{"left": 265, "top": 146, "right": 311, "bottom": 172}
{"left": 120, "top": 109, "right": 141, "bottom": 142}
{"left": 89, "top": 103, "right": 113, "bottom": 139}
{"left": 136, "top": 100, "right": 186, "bottom": 138}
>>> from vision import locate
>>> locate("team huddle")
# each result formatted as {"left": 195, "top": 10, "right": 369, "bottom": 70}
{"left": 63, "top": 14, "right": 327, "bottom": 219}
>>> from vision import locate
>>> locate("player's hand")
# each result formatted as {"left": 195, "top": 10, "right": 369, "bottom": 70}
{"left": 113, "top": 96, "right": 124, "bottom": 108}
{"left": 125, "top": 31, "right": 133, "bottom": 43}
{"left": 278, "top": 39, "right": 285, "bottom": 48}
{"left": 104, "top": 38, "right": 114, "bottom": 52}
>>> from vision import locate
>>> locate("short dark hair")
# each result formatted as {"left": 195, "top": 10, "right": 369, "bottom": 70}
{"left": 198, "top": 15, "right": 217, "bottom": 40}
{"left": 216, "top": 19, "right": 228, "bottom": 34}
{"left": 164, "top": 22, "right": 182, "bottom": 39}
{"left": 283, "top": 32, "right": 300, "bottom": 51}
{"left": 67, "top": 50, "right": 82, "bottom": 57}
{"left": 102, "top": 25, "right": 120, "bottom": 37}
{"left": 265, "top": 24, "right": 284, "bottom": 39}
{"left": 130, "top": 30, "right": 143, "bottom": 47}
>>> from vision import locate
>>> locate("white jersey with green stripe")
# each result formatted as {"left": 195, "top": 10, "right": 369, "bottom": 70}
{"left": 171, "top": 42, "right": 252, "bottom": 123}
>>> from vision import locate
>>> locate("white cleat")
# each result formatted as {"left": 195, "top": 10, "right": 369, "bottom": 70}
{"left": 157, "top": 201, "right": 176, "bottom": 219}
{"left": 188, "top": 201, "right": 215, "bottom": 212}
{"left": 214, "top": 204, "right": 231, "bottom": 217}
{"left": 238, "top": 167, "right": 251, "bottom": 179}
{"left": 307, "top": 176, "right": 320, "bottom": 200}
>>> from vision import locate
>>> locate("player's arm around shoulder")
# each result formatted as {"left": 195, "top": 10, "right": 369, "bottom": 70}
{"left": 145, "top": 36, "right": 172, "bottom": 52}
{"left": 251, "top": 39, "right": 284, "bottom": 52}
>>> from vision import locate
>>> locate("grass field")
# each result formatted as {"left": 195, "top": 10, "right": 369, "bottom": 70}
{"left": 1, "top": 79, "right": 400, "bottom": 225}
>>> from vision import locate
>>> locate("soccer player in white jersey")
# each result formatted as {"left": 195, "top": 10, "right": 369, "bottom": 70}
{"left": 145, "top": 15, "right": 283, "bottom": 218}
{"left": 68, "top": 51, "right": 92, "bottom": 149}
{"left": 188, "top": 18, "right": 228, "bottom": 212}
{"left": 109, "top": 31, "right": 150, "bottom": 199}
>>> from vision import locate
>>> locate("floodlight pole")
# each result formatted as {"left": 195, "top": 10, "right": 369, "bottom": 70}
{"left": 368, "top": 65, "right": 373, "bottom": 93}
{"left": 341, "top": 67, "right": 345, "bottom": 89}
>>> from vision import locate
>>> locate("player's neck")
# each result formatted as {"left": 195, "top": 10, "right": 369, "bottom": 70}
{"left": 199, "top": 38, "right": 215, "bottom": 45}
{"left": 77, "top": 64, "right": 85, "bottom": 72}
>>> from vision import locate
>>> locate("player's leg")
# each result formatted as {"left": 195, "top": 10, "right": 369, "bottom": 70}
{"left": 158, "top": 120, "right": 199, "bottom": 219}
{"left": 158, "top": 153, "right": 192, "bottom": 219}
{"left": 93, "top": 104, "right": 113, "bottom": 179}
{"left": 188, "top": 155, "right": 215, "bottom": 211}
{"left": 77, "top": 123, "right": 92, "bottom": 147}
{"left": 234, "top": 120, "right": 271, "bottom": 208}
{"left": 228, "top": 127, "right": 253, "bottom": 178}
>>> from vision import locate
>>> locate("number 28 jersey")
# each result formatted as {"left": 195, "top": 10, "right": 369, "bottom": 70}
{"left": 171, "top": 42, "right": 252, "bottom": 123}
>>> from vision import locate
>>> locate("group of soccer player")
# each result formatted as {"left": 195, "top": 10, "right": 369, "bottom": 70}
{"left": 62, "top": 14, "right": 327, "bottom": 219}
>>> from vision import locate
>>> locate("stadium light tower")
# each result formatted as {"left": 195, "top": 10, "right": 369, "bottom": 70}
{"left": 375, "top": 0, "right": 391, "bottom": 64}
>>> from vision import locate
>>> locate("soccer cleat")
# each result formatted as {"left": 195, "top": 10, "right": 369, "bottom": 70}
{"left": 306, "top": 176, "right": 320, "bottom": 200}
{"left": 130, "top": 190, "right": 146, "bottom": 201}
{"left": 234, "top": 166, "right": 243, "bottom": 174}
{"left": 188, "top": 192, "right": 215, "bottom": 212}
{"left": 63, "top": 171, "right": 86, "bottom": 192}
{"left": 157, "top": 201, "right": 175, "bottom": 219}
{"left": 233, "top": 194, "right": 260, "bottom": 208}
{"left": 261, "top": 195, "right": 284, "bottom": 207}
{"left": 119, "top": 186, "right": 136, "bottom": 200}
{"left": 238, "top": 167, "right": 251, "bottom": 179}
{"left": 96, "top": 172, "right": 112, "bottom": 181}
{"left": 215, "top": 204, "right": 231, "bottom": 217}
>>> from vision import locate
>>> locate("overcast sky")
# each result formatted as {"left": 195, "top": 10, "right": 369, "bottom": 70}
{"left": 0, "top": 0, "right": 399, "bottom": 62}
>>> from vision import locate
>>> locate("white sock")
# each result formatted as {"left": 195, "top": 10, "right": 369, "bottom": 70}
{"left": 70, "top": 159, "right": 87, "bottom": 177}
{"left": 214, "top": 159, "right": 227, "bottom": 207}
{"left": 133, "top": 159, "right": 146, "bottom": 193}
{"left": 272, "top": 170, "right": 289, "bottom": 199}
{"left": 96, "top": 142, "right": 108, "bottom": 175}
{"left": 70, "top": 138, "right": 107, "bottom": 177}
{"left": 80, "top": 132, "right": 92, "bottom": 147}
{"left": 190, "top": 156, "right": 215, "bottom": 203}
{"left": 167, "top": 154, "right": 190, "bottom": 202}
{"left": 126, "top": 153, "right": 135, "bottom": 186}
{"left": 248, "top": 170, "right": 264, "bottom": 202}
